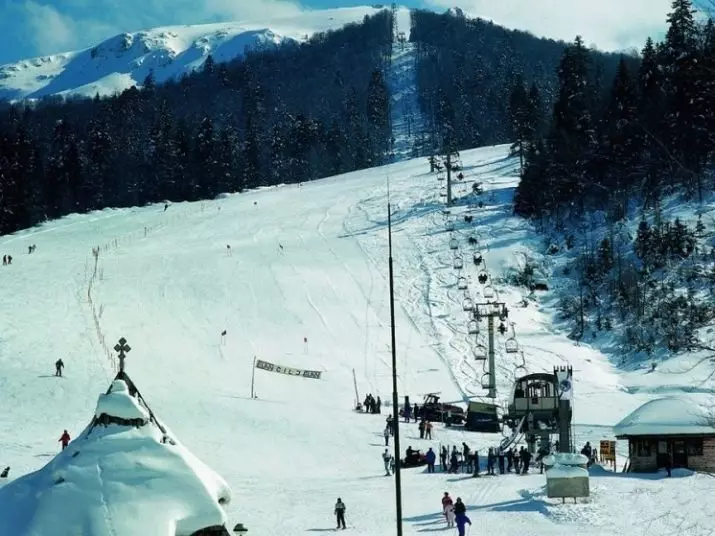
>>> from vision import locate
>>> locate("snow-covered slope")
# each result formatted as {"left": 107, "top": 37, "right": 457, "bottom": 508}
{"left": 0, "top": 6, "right": 386, "bottom": 101}
{"left": 1, "top": 146, "right": 715, "bottom": 535}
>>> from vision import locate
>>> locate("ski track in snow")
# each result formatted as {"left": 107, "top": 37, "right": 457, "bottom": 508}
{"left": 2, "top": 145, "right": 715, "bottom": 532}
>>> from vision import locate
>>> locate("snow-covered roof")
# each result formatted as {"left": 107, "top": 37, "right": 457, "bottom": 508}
{"left": 542, "top": 453, "right": 589, "bottom": 467}
{"left": 0, "top": 378, "right": 232, "bottom": 536}
{"left": 546, "top": 464, "right": 589, "bottom": 479}
{"left": 614, "top": 397, "right": 715, "bottom": 437}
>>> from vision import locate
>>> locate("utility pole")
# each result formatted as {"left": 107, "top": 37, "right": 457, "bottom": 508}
{"left": 474, "top": 302, "right": 507, "bottom": 398}
{"left": 387, "top": 201, "right": 403, "bottom": 536}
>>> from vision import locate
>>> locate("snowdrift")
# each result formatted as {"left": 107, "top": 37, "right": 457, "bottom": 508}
{"left": 0, "top": 378, "right": 231, "bottom": 536}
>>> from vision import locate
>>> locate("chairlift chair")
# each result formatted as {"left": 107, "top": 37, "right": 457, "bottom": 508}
{"left": 483, "top": 285, "right": 495, "bottom": 299}
{"left": 457, "top": 276, "right": 468, "bottom": 290}
{"left": 463, "top": 289, "right": 471, "bottom": 299}
{"left": 438, "top": 173, "right": 446, "bottom": 181}
{"left": 446, "top": 220, "right": 455, "bottom": 232}
{"left": 440, "top": 187, "right": 447, "bottom": 198}
{"left": 453, "top": 256, "right": 464, "bottom": 270}
{"left": 473, "top": 345, "right": 487, "bottom": 361}
{"left": 478, "top": 271, "right": 488, "bottom": 284}
{"left": 480, "top": 373, "right": 491, "bottom": 389}
{"left": 505, "top": 323, "right": 519, "bottom": 353}
{"left": 514, "top": 352, "right": 527, "bottom": 378}
{"left": 468, "top": 320, "right": 479, "bottom": 334}
{"left": 462, "top": 298, "right": 474, "bottom": 311}
{"left": 449, "top": 237, "right": 459, "bottom": 250}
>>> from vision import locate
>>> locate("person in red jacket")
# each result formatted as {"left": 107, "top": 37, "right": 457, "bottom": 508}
{"left": 441, "top": 492, "right": 453, "bottom": 519}
{"left": 59, "top": 430, "right": 70, "bottom": 450}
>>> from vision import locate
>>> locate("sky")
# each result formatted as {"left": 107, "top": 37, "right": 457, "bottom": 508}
{"left": 0, "top": 0, "right": 700, "bottom": 66}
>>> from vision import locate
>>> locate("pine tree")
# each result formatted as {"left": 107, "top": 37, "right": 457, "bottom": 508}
{"left": 509, "top": 75, "right": 529, "bottom": 172}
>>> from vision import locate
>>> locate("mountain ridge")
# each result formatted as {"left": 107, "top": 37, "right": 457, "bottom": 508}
{"left": 0, "top": 6, "right": 386, "bottom": 101}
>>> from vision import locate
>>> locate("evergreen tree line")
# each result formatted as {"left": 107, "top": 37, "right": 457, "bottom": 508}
{"left": 515, "top": 0, "right": 715, "bottom": 222}
{"left": 0, "top": 11, "right": 393, "bottom": 235}
{"left": 551, "top": 215, "right": 715, "bottom": 356}
{"left": 409, "top": 9, "right": 625, "bottom": 155}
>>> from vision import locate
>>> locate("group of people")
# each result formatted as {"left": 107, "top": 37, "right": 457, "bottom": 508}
{"left": 362, "top": 393, "right": 381, "bottom": 414}
{"left": 442, "top": 492, "right": 472, "bottom": 536}
{"left": 2, "top": 255, "right": 12, "bottom": 265}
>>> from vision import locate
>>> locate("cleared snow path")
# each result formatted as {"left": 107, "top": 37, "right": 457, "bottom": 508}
{"left": 388, "top": 8, "right": 426, "bottom": 161}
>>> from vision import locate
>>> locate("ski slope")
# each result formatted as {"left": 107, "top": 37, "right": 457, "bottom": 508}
{"left": 1, "top": 146, "right": 714, "bottom": 535}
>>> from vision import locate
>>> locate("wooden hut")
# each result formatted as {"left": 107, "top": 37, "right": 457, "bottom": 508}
{"left": 614, "top": 397, "right": 715, "bottom": 473}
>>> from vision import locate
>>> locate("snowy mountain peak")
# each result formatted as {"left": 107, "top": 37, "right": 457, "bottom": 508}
{"left": 0, "top": 6, "right": 388, "bottom": 101}
{"left": 0, "top": 376, "right": 232, "bottom": 536}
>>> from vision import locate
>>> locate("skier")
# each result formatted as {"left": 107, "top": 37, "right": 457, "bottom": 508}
{"left": 498, "top": 449, "right": 505, "bottom": 474}
{"left": 506, "top": 448, "right": 514, "bottom": 472}
{"left": 449, "top": 446, "right": 459, "bottom": 473}
{"left": 425, "top": 421, "right": 433, "bottom": 440}
{"left": 164, "top": 203, "right": 168, "bottom": 212}
{"left": 6, "top": 255, "right": 11, "bottom": 265}
{"left": 487, "top": 448, "right": 496, "bottom": 475}
{"left": 59, "top": 430, "right": 70, "bottom": 450}
{"left": 440, "top": 445, "right": 448, "bottom": 471}
{"left": 425, "top": 447, "right": 436, "bottom": 473}
{"left": 383, "top": 449, "right": 392, "bottom": 475}
{"left": 418, "top": 419, "right": 425, "bottom": 439}
{"left": 472, "top": 449, "right": 480, "bottom": 477}
{"left": 441, "top": 492, "right": 453, "bottom": 519}
{"left": 334, "top": 498, "right": 347, "bottom": 530}
{"left": 403, "top": 402, "right": 412, "bottom": 423}
{"left": 55, "top": 358, "right": 64, "bottom": 377}
{"left": 521, "top": 447, "right": 532, "bottom": 474}
{"left": 2, "top": 255, "right": 5, "bottom": 265}
{"left": 445, "top": 502, "right": 456, "bottom": 528}
{"left": 454, "top": 501, "right": 471, "bottom": 536}
{"left": 384, "top": 425, "right": 390, "bottom": 447}
{"left": 386, "top": 414, "right": 394, "bottom": 436}
{"left": 376, "top": 396, "right": 382, "bottom": 414}
{"left": 462, "top": 443, "right": 471, "bottom": 472}
{"left": 413, "top": 402, "right": 419, "bottom": 422}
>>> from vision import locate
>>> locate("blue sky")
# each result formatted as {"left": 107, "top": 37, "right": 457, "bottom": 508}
{"left": 0, "top": 0, "right": 681, "bottom": 65}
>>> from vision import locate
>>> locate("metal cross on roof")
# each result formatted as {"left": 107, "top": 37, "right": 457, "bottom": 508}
{"left": 114, "top": 337, "right": 131, "bottom": 373}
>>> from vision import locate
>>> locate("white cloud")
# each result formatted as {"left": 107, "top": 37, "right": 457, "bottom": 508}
{"left": 425, "top": 0, "right": 673, "bottom": 51}
{"left": 21, "top": 1, "right": 77, "bottom": 54}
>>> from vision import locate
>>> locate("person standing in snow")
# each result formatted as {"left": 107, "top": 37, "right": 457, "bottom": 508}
{"left": 472, "top": 449, "right": 480, "bottom": 477}
{"left": 55, "top": 359, "right": 64, "bottom": 377}
{"left": 425, "top": 447, "right": 436, "bottom": 473}
{"left": 383, "top": 449, "right": 392, "bottom": 475}
{"left": 449, "top": 447, "right": 459, "bottom": 473}
{"left": 521, "top": 448, "right": 532, "bottom": 474}
{"left": 445, "top": 502, "right": 456, "bottom": 528}
{"left": 386, "top": 414, "right": 394, "bottom": 436}
{"left": 376, "top": 396, "right": 382, "bottom": 414}
{"left": 384, "top": 425, "right": 390, "bottom": 447}
{"left": 454, "top": 499, "right": 471, "bottom": 536}
{"left": 440, "top": 445, "right": 448, "bottom": 471}
{"left": 425, "top": 421, "right": 433, "bottom": 440}
{"left": 2, "top": 255, "right": 6, "bottom": 265}
{"left": 403, "top": 402, "right": 412, "bottom": 423}
{"left": 487, "top": 448, "right": 496, "bottom": 475}
{"left": 59, "top": 430, "right": 70, "bottom": 450}
{"left": 334, "top": 498, "right": 347, "bottom": 529}
{"left": 6, "top": 255, "right": 11, "bottom": 265}
{"left": 506, "top": 448, "right": 514, "bottom": 472}
{"left": 441, "top": 492, "right": 453, "bottom": 519}
{"left": 418, "top": 419, "right": 425, "bottom": 439}
{"left": 498, "top": 449, "right": 505, "bottom": 474}
{"left": 413, "top": 402, "right": 419, "bottom": 422}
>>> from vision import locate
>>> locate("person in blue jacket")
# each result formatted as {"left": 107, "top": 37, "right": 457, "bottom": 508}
{"left": 425, "top": 447, "right": 436, "bottom": 473}
{"left": 454, "top": 498, "right": 471, "bottom": 536}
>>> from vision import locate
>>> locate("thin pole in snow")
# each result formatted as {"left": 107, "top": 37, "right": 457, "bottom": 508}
{"left": 250, "top": 356, "right": 256, "bottom": 399}
{"left": 387, "top": 196, "right": 404, "bottom": 536}
{"left": 352, "top": 368, "right": 360, "bottom": 410}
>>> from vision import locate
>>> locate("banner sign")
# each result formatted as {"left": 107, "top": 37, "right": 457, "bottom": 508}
{"left": 255, "top": 359, "right": 322, "bottom": 380}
